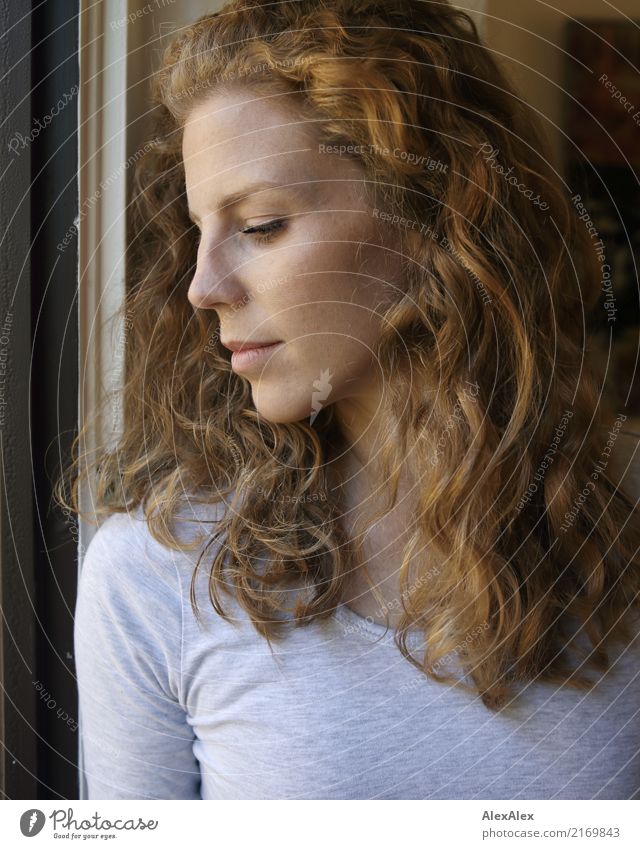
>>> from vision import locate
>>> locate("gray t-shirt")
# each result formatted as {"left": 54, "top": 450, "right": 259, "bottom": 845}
{"left": 74, "top": 496, "right": 640, "bottom": 800}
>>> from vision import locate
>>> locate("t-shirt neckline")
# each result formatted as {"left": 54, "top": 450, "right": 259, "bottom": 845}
{"left": 333, "top": 602, "right": 427, "bottom": 649}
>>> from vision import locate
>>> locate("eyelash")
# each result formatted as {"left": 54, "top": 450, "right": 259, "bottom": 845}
{"left": 191, "top": 218, "right": 286, "bottom": 246}
{"left": 240, "top": 218, "right": 286, "bottom": 244}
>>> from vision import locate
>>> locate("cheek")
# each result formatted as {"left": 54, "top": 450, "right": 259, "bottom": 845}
{"left": 263, "top": 243, "right": 394, "bottom": 331}
{"left": 267, "top": 289, "right": 383, "bottom": 352}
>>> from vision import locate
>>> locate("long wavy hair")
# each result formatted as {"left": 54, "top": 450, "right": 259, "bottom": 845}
{"left": 58, "top": 0, "right": 640, "bottom": 710}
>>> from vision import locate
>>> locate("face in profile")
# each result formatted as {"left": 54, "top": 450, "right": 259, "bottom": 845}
{"left": 182, "top": 86, "right": 406, "bottom": 428}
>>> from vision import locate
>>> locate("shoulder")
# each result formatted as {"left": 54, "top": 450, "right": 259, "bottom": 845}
{"left": 76, "top": 492, "right": 233, "bottom": 645}
{"left": 80, "top": 491, "right": 232, "bottom": 585}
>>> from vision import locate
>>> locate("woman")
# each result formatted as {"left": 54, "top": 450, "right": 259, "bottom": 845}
{"left": 61, "top": 0, "right": 640, "bottom": 799}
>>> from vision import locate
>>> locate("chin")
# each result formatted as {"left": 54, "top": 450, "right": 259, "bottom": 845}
{"left": 250, "top": 382, "right": 318, "bottom": 426}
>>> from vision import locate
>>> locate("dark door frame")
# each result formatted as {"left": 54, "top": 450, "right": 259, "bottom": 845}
{"left": 1, "top": 0, "right": 79, "bottom": 799}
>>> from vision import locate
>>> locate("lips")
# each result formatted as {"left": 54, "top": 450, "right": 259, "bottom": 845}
{"left": 229, "top": 341, "right": 284, "bottom": 373}
{"left": 221, "top": 339, "right": 282, "bottom": 353}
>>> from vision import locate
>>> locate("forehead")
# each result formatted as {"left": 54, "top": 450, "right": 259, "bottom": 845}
{"left": 181, "top": 87, "right": 369, "bottom": 206}
{"left": 182, "top": 88, "right": 318, "bottom": 170}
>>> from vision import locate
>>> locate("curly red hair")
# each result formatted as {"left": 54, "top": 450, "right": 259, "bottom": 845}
{"left": 58, "top": 0, "right": 640, "bottom": 711}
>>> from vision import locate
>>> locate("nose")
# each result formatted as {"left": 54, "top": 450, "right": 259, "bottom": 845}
{"left": 187, "top": 231, "right": 246, "bottom": 310}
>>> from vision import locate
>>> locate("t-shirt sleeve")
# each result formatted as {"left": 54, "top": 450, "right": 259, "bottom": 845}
{"left": 74, "top": 510, "right": 201, "bottom": 800}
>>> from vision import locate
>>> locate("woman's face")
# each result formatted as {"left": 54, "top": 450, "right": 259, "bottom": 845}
{"left": 182, "top": 86, "right": 406, "bottom": 428}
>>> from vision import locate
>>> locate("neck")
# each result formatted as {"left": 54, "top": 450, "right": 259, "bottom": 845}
{"left": 323, "top": 381, "right": 423, "bottom": 524}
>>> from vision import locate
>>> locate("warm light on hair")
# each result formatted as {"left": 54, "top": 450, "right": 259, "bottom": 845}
{"left": 58, "top": 0, "right": 640, "bottom": 711}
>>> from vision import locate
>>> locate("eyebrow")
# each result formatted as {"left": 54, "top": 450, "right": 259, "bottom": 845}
{"left": 186, "top": 181, "right": 309, "bottom": 224}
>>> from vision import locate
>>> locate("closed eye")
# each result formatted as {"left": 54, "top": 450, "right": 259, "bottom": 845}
{"left": 240, "top": 218, "right": 286, "bottom": 244}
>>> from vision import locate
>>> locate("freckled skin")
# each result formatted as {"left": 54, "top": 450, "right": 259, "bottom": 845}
{"left": 183, "top": 87, "right": 406, "bottom": 429}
